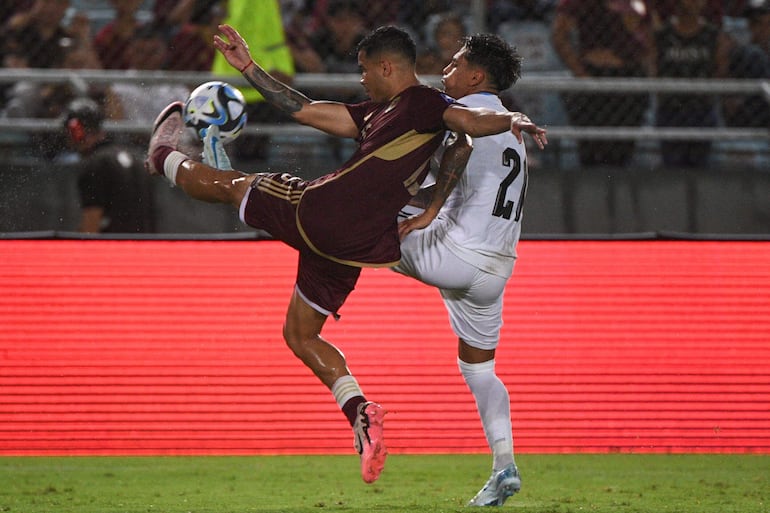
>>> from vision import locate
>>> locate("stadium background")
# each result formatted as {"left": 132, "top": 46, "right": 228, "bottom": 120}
{"left": 1, "top": 0, "right": 769, "bottom": 456}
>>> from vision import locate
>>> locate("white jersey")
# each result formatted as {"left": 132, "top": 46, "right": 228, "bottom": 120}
{"left": 431, "top": 92, "right": 528, "bottom": 278}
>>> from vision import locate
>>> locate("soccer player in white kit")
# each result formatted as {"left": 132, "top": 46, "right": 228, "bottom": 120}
{"left": 396, "top": 33, "right": 542, "bottom": 506}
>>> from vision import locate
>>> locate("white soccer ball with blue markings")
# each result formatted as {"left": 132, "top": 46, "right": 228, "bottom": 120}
{"left": 183, "top": 81, "right": 247, "bottom": 143}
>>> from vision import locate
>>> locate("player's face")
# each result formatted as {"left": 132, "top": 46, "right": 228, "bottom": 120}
{"left": 358, "top": 51, "right": 388, "bottom": 102}
{"left": 441, "top": 47, "right": 475, "bottom": 99}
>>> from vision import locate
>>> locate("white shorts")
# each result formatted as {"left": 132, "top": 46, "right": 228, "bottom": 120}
{"left": 393, "top": 224, "right": 510, "bottom": 350}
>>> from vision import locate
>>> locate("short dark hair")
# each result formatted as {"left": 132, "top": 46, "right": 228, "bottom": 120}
{"left": 461, "top": 34, "right": 522, "bottom": 91}
{"left": 357, "top": 26, "right": 417, "bottom": 64}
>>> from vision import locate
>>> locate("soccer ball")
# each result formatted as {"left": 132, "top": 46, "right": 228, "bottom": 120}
{"left": 183, "top": 81, "right": 247, "bottom": 143}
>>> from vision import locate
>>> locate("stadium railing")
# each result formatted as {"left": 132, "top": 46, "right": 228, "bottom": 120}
{"left": 0, "top": 69, "right": 768, "bottom": 143}
{"left": 1, "top": 70, "right": 767, "bottom": 237}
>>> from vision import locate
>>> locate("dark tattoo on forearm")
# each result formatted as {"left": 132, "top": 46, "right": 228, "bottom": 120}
{"left": 430, "top": 133, "right": 472, "bottom": 210}
{"left": 242, "top": 65, "right": 310, "bottom": 114}
{"left": 410, "top": 185, "right": 434, "bottom": 209}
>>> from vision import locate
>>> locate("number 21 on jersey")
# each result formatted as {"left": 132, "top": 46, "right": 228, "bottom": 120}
{"left": 492, "top": 147, "right": 527, "bottom": 222}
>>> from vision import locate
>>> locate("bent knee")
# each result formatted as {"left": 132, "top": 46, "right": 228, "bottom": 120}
{"left": 282, "top": 323, "right": 313, "bottom": 357}
{"left": 282, "top": 324, "right": 299, "bottom": 352}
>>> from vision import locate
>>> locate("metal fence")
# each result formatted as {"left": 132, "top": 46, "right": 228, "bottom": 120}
{"left": 1, "top": 0, "right": 769, "bottom": 236}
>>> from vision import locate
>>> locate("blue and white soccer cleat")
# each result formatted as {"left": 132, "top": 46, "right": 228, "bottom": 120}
{"left": 201, "top": 124, "right": 233, "bottom": 170}
{"left": 467, "top": 463, "right": 521, "bottom": 507}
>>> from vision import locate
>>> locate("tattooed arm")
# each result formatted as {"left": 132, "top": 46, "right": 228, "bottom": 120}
{"left": 398, "top": 132, "right": 472, "bottom": 240}
{"left": 213, "top": 24, "right": 359, "bottom": 138}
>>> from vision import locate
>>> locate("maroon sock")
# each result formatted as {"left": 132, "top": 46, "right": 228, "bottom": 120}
{"left": 150, "top": 146, "right": 175, "bottom": 176}
{"left": 342, "top": 395, "right": 367, "bottom": 427}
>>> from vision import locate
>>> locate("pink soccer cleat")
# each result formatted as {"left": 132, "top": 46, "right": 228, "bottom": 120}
{"left": 145, "top": 101, "right": 185, "bottom": 175}
{"left": 353, "top": 401, "right": 387, "bottom": 483}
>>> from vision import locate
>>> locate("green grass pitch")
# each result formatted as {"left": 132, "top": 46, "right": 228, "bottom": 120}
{"left": 1, "top": 454, "right": 767, "bottom": 513}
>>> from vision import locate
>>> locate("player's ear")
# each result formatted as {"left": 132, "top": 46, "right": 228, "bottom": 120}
{"left": 380, "top": 59, "right": 392, "bottom": 77}
{"left": 469, "top": 69, "right": 485, "bottom": 88}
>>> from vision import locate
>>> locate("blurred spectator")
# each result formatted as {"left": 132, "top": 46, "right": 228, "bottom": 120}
{"left": 720, "top": 1, "right": 752, "bottom": 17}
{"left": 0, "top": 0, "right": 35, "bottom": 82}
{"left": 283, "top": 1, "right": 326, "bottom": 73}
{"left": 296, "top": 0, "right": 399, "bottom": 32}
{"left": 106, "top": 23, "right": 190, "bottom": 128}
{"left": 2, "top": 0, "right": 103, "bottom": 158}
{"left": 358, "top": 0, "right": 400, "bottom": 30}
{"left": 651, "top": 0, "right": 731, "bottom": 168}
{"left": 287, "top": 0, "right": 370, "bottom": 159}
{"left": 724, "top": 1, "right": 770, "bottom": 128}
{"left": 64, "top": 97, "right": 156, "bottom": 234}
{"left": 282, "top": 0, "right": 391, "bottom": 75}
{"left": 551, "top": 0, "right": 652, "bottom": 167}
{"left": 399, "top": 0, "right": 453, "bottom": 36}
{"left": 4, "top": 0, "right": 71, "bottom": 69}
{"left": 212, "top": 0, "right": 295, "bottom": 161}
{"left": 0, "top": 0, "right": 32, "bottom": 14}
{"left": 309, "top": 0, "right": 368, "bottom": 75}
{"left": 486, "top": 0, "right": 557, "bottom": 31}
{"left": 3, "top": 0, "right": 100, "bottom": 72}
{"left": 0, "top": 40, "right": 41, "bottom": 118}
{"left": 62, "top": 10, "right": 102, "bottom": 71}
{"left": 416, "top": 12, "right": 467, "bottom": 76}
{"left": 93, "top": 0, "right": 145, "bottom": 69}
{"left": 749, "top": 0, "right": 770, "bottom": 56}
{"left": 745, "top": 0, "right": 770, "bottom": 56}
{"left": 649, "top": 0, "right": 724, "bottom": 27}
{"left": 1, "top": 30, "right": 34, "bottom": 117}
{"left": 167, "top": 0, "right": 227, "bottom": 71}
{"left": 154, "top": 0, "right": 198, "bottom": 34}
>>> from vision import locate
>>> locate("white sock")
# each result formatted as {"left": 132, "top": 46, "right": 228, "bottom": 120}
{"left": 331, "top": 375, "right": 363, "bottom": 408}
{"left": 163, "top": 150, "right": 189, "bottom": 185}
{"left": 458, "top": 358, "right": 515, "bottom": 471}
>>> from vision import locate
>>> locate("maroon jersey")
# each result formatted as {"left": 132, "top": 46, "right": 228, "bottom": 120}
{"left": 297, "top": 85, "right": 455, "bottom": 267}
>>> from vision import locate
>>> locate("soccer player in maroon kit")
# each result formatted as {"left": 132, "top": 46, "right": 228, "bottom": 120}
{"left": 145, "top": 23, "right": 547, "bottom": 484}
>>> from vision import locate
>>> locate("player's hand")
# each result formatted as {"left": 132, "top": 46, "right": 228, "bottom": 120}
{"left": 214, "top": 24, "right": 253, "bottom": 73}
{"left": 398, "top": 210, "right": 437, "bottom": 240}
{"left": 510, "top": 112, "right": 548, "bottom": 150}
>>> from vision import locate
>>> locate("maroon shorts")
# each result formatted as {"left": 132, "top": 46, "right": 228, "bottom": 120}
{"left": 241, "top": 173, "right": 361, "bottom": 316}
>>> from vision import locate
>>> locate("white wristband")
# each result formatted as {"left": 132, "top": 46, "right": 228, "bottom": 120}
{"left": 163, "top": 151, "right": 189, "bottom": 185}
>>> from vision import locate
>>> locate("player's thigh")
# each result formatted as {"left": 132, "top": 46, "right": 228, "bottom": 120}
{"left": 240, "top": 173, "right": 306, "bottom": 249}
{"left": 396, "top": 227, "right": 475, "bottom": 290}
{"left": 295, "top": 250, "right": 361, "bottom": 319}
{"left": 398, "top": 227, "right": 507, "bottom": 349}
{"left": 441, "top": 270, "right": 507, "bottom": 350}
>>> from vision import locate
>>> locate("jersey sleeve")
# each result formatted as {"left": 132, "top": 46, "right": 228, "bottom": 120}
{"left": 409, "top": 87, "right": 456, "bottom": 133}
{"left": 345, "top": 100, "right": 375, "bottom": 132}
